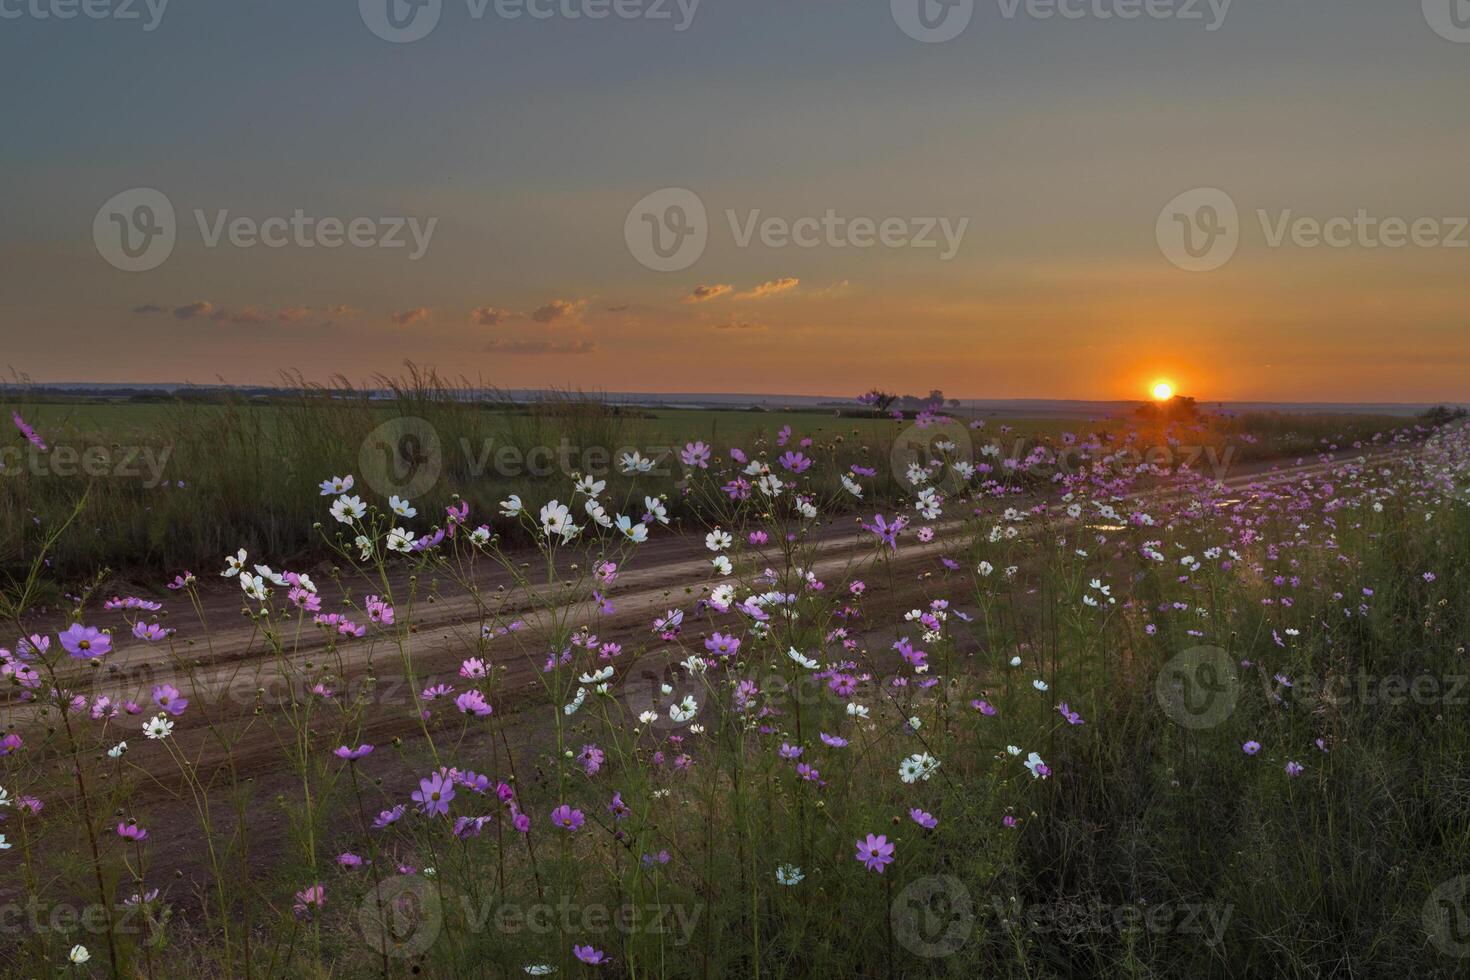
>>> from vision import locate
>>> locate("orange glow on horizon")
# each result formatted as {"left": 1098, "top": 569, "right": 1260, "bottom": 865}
{"left": 1152, "top": 381, "right": 1175, "bottom": 401}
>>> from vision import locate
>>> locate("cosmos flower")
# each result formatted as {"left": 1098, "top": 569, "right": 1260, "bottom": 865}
{"left": 775, "top": 864, "right": 804, "bottom": 885}
{"left": 58, "top": 624, "right": 111, "bottom": 660}
{"left": 855, "top": 834, "right": 895, "bottom": 873}
{"left": 909, "top": 808, "right": 938, "bottom": 830}
{"left": 12, "top": 412, "right": 47, "bottom": 451}
{"left": 573, "top": 945, "right": 608, "bottom": 965}
{"left": 551, "top": 805, "right": 585, "bottom": 831}
{"left": 413, "top": 772, "right": 456, "bottom": 817}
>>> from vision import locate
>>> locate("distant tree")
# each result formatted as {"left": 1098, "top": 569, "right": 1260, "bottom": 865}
{"left": 1136, "top": 395, "right": 1199, "bottom": 421}
{"left": 859, "top": 388, "right": 898, "bottom": 414}
{"left": 1420, "top": 405, "right": 1469, "bottom": 426}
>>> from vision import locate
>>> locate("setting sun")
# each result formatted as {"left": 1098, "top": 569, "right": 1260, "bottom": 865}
{"left": 1152, "top": 381, "right": 1175, "bottom": 401}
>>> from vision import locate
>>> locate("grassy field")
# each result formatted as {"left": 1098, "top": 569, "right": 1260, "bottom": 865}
{"left": 1, "top": 376, "right": 1421, "bottom": 586}
{"left": 0, "top": 385, "right": 1467, "bottom": 976}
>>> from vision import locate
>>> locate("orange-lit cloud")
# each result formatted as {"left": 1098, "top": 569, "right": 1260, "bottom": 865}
{"left": 684, "top": 284, "right": 733, "bottom": 303}
{"left": 734, "top": 278, "right": 799, "bottom": 300}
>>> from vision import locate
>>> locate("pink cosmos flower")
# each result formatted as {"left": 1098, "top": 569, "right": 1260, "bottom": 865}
{"left": 152, "top": 684, "right": 188, "bottom": 716}
{"left": 59, "top": 624, "right": 111, "bottom": 660}
{"left": 550, "top": 804, "right": 585, "bottom": 831}
{"left": 855, "top": 834, "right": 895, "bottom": 873}
{"left": 573, "top": 945, "right": 608, "bottom": 965}
{"left": 412, "top": 772, "right": 456, "bottom": 817}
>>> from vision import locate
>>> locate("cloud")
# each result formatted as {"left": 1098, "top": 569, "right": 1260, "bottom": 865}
{"left": 132, "top": 304, "right": 164, "bottom": 315}
{"left": 391, "top": 307, "right": 431, "bottom": 327}
{"left": 714, "top": 319, "right": 768, "bottom": 332}
{"left": 214, "top": 307, "right": 269, "bottom": 324}
{"left": 483, "top": 338, "right": 598, "bottom": 355}
{"left": 173, "top": 301, "right": 215, "bottom": 320}
{"left": 684, "top": 284, "right": 733, "bottom": 303}
{"left": 323, "top": 305, "right": 360, "bottom": 318}
{"left": 529, "top": 299, "right": 588, "bottom": 324}
{"left": 276, "top": 307, "right": 314, "bottom": 323}
{"left": 471, "top": 306, "right": 517, "bottom": 326}
{"left": 734, "top": 278, "right": 799, "bottom": 300}
{"left": 606, "top": 304, "right": 631, "bottom": 313}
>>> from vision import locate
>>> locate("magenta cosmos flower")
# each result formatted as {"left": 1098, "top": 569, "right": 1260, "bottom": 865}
{"left": 550, "top": 804, "right": 585, "bottom": 831}
{"left": 59, "top": 624, "right": 111, "bottom": 660}
{"left": 855, "top": 833, "right": 895, "bottom": 873}
{"left": 152, "top": 684, "right": 188, "bottom": 716}
{"left": 12, "top": 411, "right": 46, "bottom": 451}
{"left": 573, "top": 945, "right": 608, "bottom": 965}
{"left": 412, "top": 772, "right": 456, "bottom": 817}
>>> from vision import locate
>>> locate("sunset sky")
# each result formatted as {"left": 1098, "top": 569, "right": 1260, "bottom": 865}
{"left": 3, "top": 1, "right": 1468, "bottom": 401}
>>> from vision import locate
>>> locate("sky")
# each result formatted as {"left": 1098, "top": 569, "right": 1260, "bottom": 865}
{"left": 3, "top": 0, "right": 1469, "bottom": 402}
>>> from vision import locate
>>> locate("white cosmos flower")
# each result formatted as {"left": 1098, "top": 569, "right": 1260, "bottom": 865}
{"left": 0, "top": 834, "right": 9, "bottom": 851}
{"left": 584, "top": 499, "right": 613, "bottom": 528}
{"left": 1033, "top": 679, "right": 1049, "bottom": 691}
{"left": 846, "top": 702, "right": 869, "bottom": 719}
{"left": 1009, "top": 656, "right": 1022, "bottom": 667}
{"left": 143, "top": 715, "right": 174, "bottom": 740}
{"left": 841, "top": 475, "right": 864, "bottom": 498}
{"left": 710, "top": 584, "right": 735, "bottom": 608}
{"left": 355, "top": 535, "right": 375, "bottom": 560}
{"left": 775, "top": 865, "right": 804, "bottom": 886}
{"left": 787, "top": 648, "right": 819, "bottom": 670}
{"left": 615, "top": 515, "right": 647, "bottom": 543}
{"left": 563, "top": 687, "right": 587, "bottom": 715}
{"left": 1024, "top": 751, "right": 1049, "bottom": 779}
{"left": 578, "top": 666, "right": 614, "bottom": 684}
{"left": 915, "top": 488, "right": 942, "bottom": 520}
{"left": 107, "top": 742, "right": 128, "bottom": 759}
{"left": 712, "top": 556, "right": 733, "bottom": 576}
{"left": 898, "top": 752, "right": 940, "bottom": 784}
{"left": 387, "top": 527, "right": 414, "bottom": 553}
{"left": 69, "top": 945, "right": 90, "bottom": 964}
{"left": 756, "top": 474, "right": 784, "bottom": 496}
{"left": 705, "top": 529, "right": 732, "bottom": 552}
{"left": 574, "top": 475, "right": 606, "bottom": 498}
{"left": 470, "top": 526, "right": 490, "bottom": 545}
{"left": 620, "top": 451, "right": 654, "bottom": 474}
{"left": 319, "top": 475, "right": 354, "bottom": 495}
{"left": 1006, "top": 745, "right": 1022, "bottom": 756}
{"left": 525, "top": 967, "right": 556, "bottom": 977}
{"left": 239, "top": 573, "right": 269, "bottom": 602}
{"left": 389, "top": 495, "right": 417, "bottom": 518}
{"left": 330, "top": 494, "right": 367, "bottom": 525}
{"left": 222, "top": 548, "right": 247, "bottom": 577}
{"left": 637, "top": 710, "right": 659, "bottom": 725}
{"left": 499, "top": 494, "right": 523, "bottom": 517}
{"left": 253, "top": 564, "right": 287, "bottom": 586}
{"left": 669, "top": 695, "right": 698, "bottom": 723}
{"left": 0, "top": 787, "right": 9, "bottom": 807}
{"left": 977, "top": 561, "right": 993, "bottom": 576}
{"left": 645, "top": 496, "right": 669, "bottom": 525}
{"left": 539, "top": 500, "right": 579, "bottom": 541}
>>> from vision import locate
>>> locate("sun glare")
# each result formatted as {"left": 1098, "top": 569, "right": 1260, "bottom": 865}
{"left": 1152, "top": 381, "right": 1175, "bottom": 401}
